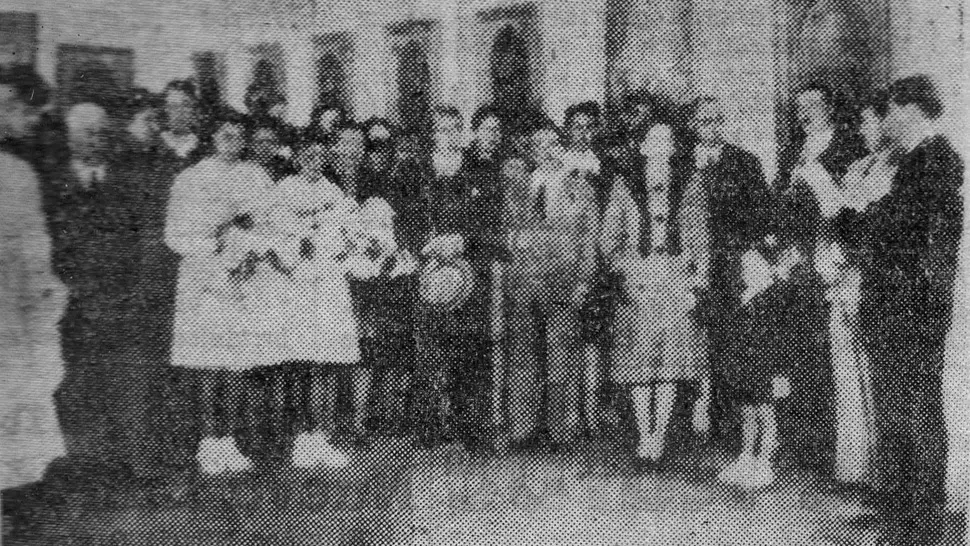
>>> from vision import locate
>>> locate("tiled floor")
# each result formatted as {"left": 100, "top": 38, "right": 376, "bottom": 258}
{"left": 4, "top": 438, "right": 966, "bottom": 546}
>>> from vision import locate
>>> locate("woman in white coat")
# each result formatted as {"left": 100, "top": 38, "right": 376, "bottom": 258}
{"left": 259, "top": 140, "right": 396, "bottom": 469}
{"left": 165, "top": 112, "right": 274, "bottom": 474}
{"left": 1, "top": 70, "right": 69, "bottom": 488}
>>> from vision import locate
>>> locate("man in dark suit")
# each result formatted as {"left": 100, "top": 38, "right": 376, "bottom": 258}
{"left": 838, "top": 75, "right": 963, "bottom": 546}
{"left": 669, "top": 97, "right": 774, "bottom": 449}
{"left": 46, "top": 102, "right": 144, "bottom": 480}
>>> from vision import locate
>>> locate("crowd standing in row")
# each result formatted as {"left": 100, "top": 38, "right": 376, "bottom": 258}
{"left": 1, "top": 65, "right": 962, "bottom": 545}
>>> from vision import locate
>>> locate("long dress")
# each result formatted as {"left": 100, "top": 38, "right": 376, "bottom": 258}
{"left": 1, "top": 151, "right": 69, "bottom": 488}
{"left": 165, "top": 159, "right": 277, "bottom": 370}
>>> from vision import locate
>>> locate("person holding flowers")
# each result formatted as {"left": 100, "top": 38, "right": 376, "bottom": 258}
{"left": 165, "top": 111, "right": 274, "bottom": 474}
{"left": 254, "top": 138, "right": 408, "bottom": 468}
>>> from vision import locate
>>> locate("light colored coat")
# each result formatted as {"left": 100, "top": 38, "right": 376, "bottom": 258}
{"left": 1, "top": 152, "right": 68, "bottom": 487}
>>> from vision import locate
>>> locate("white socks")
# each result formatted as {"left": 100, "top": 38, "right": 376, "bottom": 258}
{"left": 197, "top": 436, "right": 252, "bottom": 475}
{"left": 291, "top": 432, "right": 350, "bottom": 469}
{"left": 632, "top": 384, "right": 676, "bottom": 461}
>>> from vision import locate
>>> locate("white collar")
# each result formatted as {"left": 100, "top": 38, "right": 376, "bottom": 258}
{"left": 71, "top": 160, "right": 107, "bottom": 187}
{"left": 694, "top": 143, "right": 723, "bottom": 169}
{"left": 161, "top": 131, "right": 199, "bottom": 159}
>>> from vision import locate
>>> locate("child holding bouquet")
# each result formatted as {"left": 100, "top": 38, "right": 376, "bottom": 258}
{"left": 717, "top": 235, "right": 802, "bottom": 488}
{"left": 165, "top": 112, "right": 274, "bottom": 474}
{"left": 260, "top": 141, "right": 407, "bottom": 468}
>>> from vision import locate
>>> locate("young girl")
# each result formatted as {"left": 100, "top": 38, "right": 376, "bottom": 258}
{"left": 599, "top": 119, "right": 709, "bottom": 467}
{"left": 165, "top": 112, "right": 274, "bottom": 474}
{"left": 717, "top": 239, "right": 800, "bottom": 488}
{"left": 262, "top": 140, "right": 398, "bottom": 468}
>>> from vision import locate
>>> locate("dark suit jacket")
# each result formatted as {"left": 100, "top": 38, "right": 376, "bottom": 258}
{"left": 839, "top": 135, "right": 964, "bottom": 367}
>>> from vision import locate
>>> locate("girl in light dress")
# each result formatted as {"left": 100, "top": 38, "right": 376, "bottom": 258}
{"left": 165, "top": 113, "right": 276, "bottom": 474}
{"left": 263, "top": 139, "right": 405, "bottom": 468}
{"left": 599, "top": 122, "right": 709, "bottom": 466}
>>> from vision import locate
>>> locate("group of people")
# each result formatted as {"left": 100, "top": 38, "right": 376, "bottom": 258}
{"left": 1, "top": 62, "right": 963, "bottom": 545}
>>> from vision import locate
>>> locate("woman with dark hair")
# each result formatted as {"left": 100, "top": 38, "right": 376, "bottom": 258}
{"left": 164, "top": 110, "right": 274, "bottom": 474}
{"left": 306, "top": 103, "right": 350, "bottom": 148}
{"left": 248, "top": 116, "right": 298, "bottom": 182}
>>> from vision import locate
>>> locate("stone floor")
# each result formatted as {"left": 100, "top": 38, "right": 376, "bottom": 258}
{"left": 4, "top": 437, "right": 966, "bottom": 546}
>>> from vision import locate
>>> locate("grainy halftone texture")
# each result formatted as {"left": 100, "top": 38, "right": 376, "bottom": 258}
{"left": 2, "top": 1, "right": 968, "bottom": 545}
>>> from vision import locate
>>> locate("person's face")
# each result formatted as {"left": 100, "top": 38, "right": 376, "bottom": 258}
{"left": 296, "top": 143, "right": 327, "bottom": 175}
{"left": 316, "top": 109, "right": 341, "bottom": 133}
{"left": 0, "top": 84, "right": 38, "bottom": 140}
{"left": 212, "top": 122, "right": 245, "bottom": 160}
{"left": 433, "top": 114, "right": 463, "bottom": 153}
{"left": 692, "top": 101, "right": 725, "bottom": 145}
{"left": 333, "top": 128, "right": 365, "bottom": 169}
{"left": 796, "top": 90, "right": 831, "bottom": 130}
{"left": 567, "top": 113, "right": 596, "bottom": 150}
{"left": 532, "top": 128, "right": 563, "bottom": 167}
{"left": 164, "top": 90, "right": 196, "bottom": 134}
{"left": 68, "top": 117, "right": 108, "bottom": 160}
{"left": 623, "top": 102, "right": 652, "bottom": 132}
{"left": 859, "top": 108, "right": 884, "bottom": 152}
{"left": 368, "top": 124, "right": 391, "bottom": 146}
{"left": 474, "top": 115, "right": 502, "bottom": 155}
{"left": 127, "top": 107, "right": 160, "bottom": 143}
{"left": 251, "top": 128, "right": 280, "bottom": 160}
{"left": 883, "top": 102, "right": 918, "bottom": 145}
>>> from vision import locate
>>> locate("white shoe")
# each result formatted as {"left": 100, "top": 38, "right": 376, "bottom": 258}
{"left": 636, "top": 435, "right": 664, "bottom": 461}
{"left": 197, "top": 436, "right": 226, "bottom": 475}
{"left": 291, "top": 432, "right": 350, "bottom": 469}
{"left": 197, "top": 436, "right": 252, "bottom": 474}
{"left": 717, "top": 454, "right": 754, "bottom": 485}
{"left": 738, "top": 457, "right": 775, "bottom": 490}
{"left": 220, "top": 437, "right": 253, "bottom": 473}
{"left": 751, "top": 457, "right": 775, "bottom": 489}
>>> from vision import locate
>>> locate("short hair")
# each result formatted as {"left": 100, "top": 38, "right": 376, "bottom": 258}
{"left": 164, "top": 79, "right": 198, "bottom": 101}
{"left": 65, "top": 102, "right": 108, "bottom": 132}
{"left": 471, "top": 105, "right": 501, "bottom": 131}
{"left": 861, "top": 88, "right": 890, "bottom": 119}
{"left": 889, "top": 75, "right": 943, "bottom": 120}
{"left": 309, "top": 102, "right": 349, "bottom": 130}
{"left": 0, "top": 65, "right": 49, "bottom": 108}
{"left": 564, "top": 101, "right": 601, "bottom": 128}
{"left": 796, "top": 82, "right": 835, "bottom": 107}
{"left": 433, "top": 105, "right": 463, "bottom": 125}
{"left": 529, "top": 117, "right": 563, "bottom": 142}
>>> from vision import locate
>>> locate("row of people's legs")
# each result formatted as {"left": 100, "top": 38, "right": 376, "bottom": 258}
{"left": 505, "top": 303, "right": 691, "bottom": 464}
{"left": 192, "top": 365, "right": 372, "bottom": 474}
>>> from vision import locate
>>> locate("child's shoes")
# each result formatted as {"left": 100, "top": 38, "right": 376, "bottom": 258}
{"left": 291, "top": 432, "right": 350, "bottom": 469}
{"left": 197, "top": 436, "right": 252, "bottom": 475}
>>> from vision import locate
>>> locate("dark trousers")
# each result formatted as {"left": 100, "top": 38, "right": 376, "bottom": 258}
{"left": 871, "top": 354, "right": 948, "bottom": 543}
